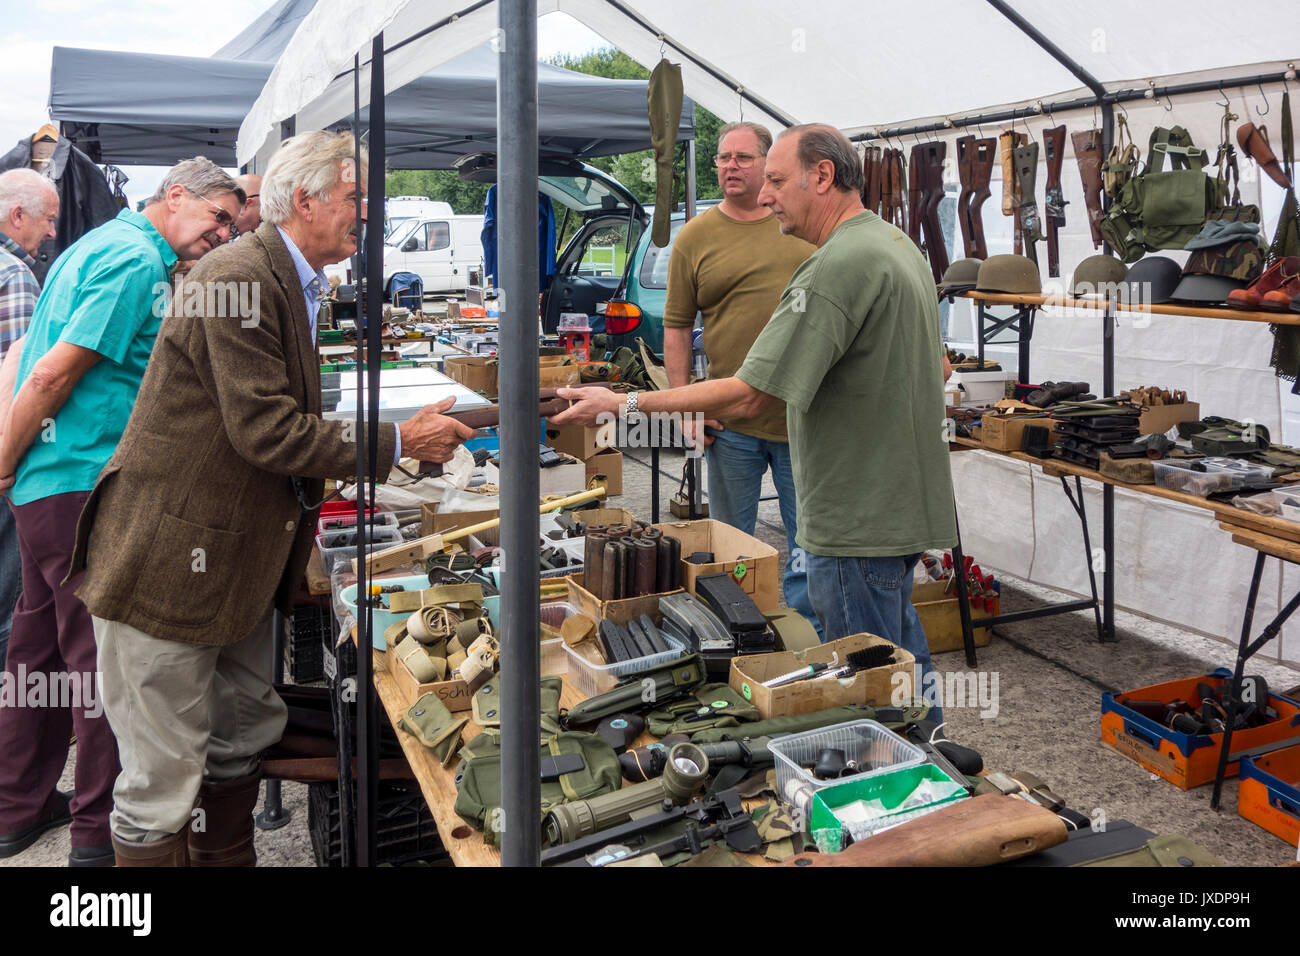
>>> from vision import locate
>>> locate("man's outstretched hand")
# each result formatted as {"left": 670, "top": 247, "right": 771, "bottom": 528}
{"left": 550, "top": 386, "right": 624, "bottom": 427}
{"left": 398, "top": 397, "right": 476, "bottom": 463}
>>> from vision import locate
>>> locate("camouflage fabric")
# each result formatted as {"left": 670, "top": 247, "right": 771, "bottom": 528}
{"left": 1184, "top": 237, "right": 1265, "bottom": 282}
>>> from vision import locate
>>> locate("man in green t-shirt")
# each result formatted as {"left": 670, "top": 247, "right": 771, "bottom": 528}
{"left": 556, "top": 124, "right": 956, "bottom": 717}
{"left": 662, "top": 121, "right": 816, "bottom": 630}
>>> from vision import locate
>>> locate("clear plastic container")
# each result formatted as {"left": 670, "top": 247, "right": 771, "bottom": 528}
{"left": 1152, "top": 457, "right": 1274, "bottom": 496}
{"left": 316, "top": 509, "right": 399, "bottom": 536}
{"left": 1270, "top": 488, "right": 1300, "bottom": 523}
{"left": 769, "top": 720, "right": 926, "bottom": 807}
{"left": 316, "top": 525, "right": 405, "bottom": 573}
{"left": 563, "top": 625, "right": 688, "bottom": 698}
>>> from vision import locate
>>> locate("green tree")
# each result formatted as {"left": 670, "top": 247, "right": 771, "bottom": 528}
{"left": 383, "top": 48, "right": 726, "bottom": 215}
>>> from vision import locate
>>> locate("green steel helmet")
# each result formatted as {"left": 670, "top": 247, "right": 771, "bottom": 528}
{"left": 1122, "top": 256, "right": 1182, "bottom": 306}
{"left": 976, "top": 254, "right": 1041, "bottom": 294}
{"left": 1070, "top": 254, "right": 1128, "bottom": 297}
{"left": 938, "top": 257, "right": 983, "bottom": 295}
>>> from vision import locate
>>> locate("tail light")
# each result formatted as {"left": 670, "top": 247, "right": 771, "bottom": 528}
{"left": 602, "top": 300, "right": 642, "bottom": 335}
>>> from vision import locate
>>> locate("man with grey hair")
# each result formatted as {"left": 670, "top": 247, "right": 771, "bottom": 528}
{"left": 0, "top": 169, "right": 59, "bottom": 673}
{"left": 0, "top": 156, "right": 241, "bottom": 868}
{"left": 662, "top": 121, "right": 818, "bottom": 633}
{"left": 555, "top": 123, "right": 955, "bottom": 719}
{"left": 74, "top": 130, "right": 473, "bottom": 866}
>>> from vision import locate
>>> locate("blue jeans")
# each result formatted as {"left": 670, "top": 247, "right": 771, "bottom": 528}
{"left": 705, "top": 428, "right": 819, "bottom": 635}
{"left": 805, "top": 552, "right": 942, "bottom": 725}
{"left": 0, "top": 500, "right": 19, "bottom": 670}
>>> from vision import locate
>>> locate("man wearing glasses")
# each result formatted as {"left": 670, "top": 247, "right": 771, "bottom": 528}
{"left": 233, "top": 173, "right": 262, "bottom": 239}
{"left": 662, "top": 122, "right": 818, "bottom": 631}
{"left": 0, "top": 157, "right": 242, "bottom": 867}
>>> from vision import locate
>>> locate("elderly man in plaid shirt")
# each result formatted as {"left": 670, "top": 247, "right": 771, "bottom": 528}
{"left": 0, "top": 169, "right": 59, "bottom": 669}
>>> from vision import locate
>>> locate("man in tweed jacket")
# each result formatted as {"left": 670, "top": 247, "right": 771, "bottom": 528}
{"left": 72, "top": 131, "right": 472, "bottom": 866}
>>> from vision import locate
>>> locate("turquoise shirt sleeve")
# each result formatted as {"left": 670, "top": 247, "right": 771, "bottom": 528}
{"left": 58, "top": 253, "right": 165, "bottom": 364}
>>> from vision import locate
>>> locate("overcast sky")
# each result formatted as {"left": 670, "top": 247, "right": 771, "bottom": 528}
{"left": 1, "top": 1, "right": 610, "bottom": 205}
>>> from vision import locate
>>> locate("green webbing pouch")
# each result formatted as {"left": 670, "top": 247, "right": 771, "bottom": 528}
{"left": 398, "top": 692, "right": 469, "bottom": 767}
{"left": 563, "top": 654, "right": 706, "bottom": 727}
{"left": 470, "top": 675, "right": 563, "bottom": 734}
{"left": 453, "top": 731, "right": 621, "bottom": 840}
{"left": 687, "top": 704, "right": 910, "bottom": 743}
{"left": 646, "top": 683, "right": 761, "bottom": 736}
{"left": 1079, "top": 835, "right": 1222, "bottom": 868}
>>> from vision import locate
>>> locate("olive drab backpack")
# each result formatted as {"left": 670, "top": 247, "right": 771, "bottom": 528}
{"left": 1101, "top": 121, "right": 1224, "bottom": 262}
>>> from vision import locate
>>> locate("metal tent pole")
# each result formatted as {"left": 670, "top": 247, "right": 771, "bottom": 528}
{"left": 498, "top": 0, "right": 541, "bottom": 868}
{"left": 356, "top": 32, "right": 387, "bottom": 867}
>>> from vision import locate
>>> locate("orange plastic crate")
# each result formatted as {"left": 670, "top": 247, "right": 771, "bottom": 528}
{"left": 1239, "top": 744, "right": 1300, "bottom": 846}
{"left": 1100, "top": 670, "right": 1300, "bottom": 790}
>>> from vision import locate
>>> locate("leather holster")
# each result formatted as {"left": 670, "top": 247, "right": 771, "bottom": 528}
{"left": 1072, "top": 128, "right": 1106, "bottom": 249}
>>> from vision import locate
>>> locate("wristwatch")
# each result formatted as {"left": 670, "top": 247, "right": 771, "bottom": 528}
{"left": 624, "top": 391, "right": 641, "bottom": 418}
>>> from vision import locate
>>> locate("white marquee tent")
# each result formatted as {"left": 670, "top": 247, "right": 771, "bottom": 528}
{"left": 237, "top": 2, "right": 1300, "bottom": 669}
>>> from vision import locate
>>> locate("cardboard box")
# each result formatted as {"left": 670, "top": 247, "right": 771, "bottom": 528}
{"left": 1137, "top": 401, "right": 1199, "bottom": 436}
{"left": 445, "top": 355, "right": 497, "bottom": 394}
{"left": 545, "top": 420, "right": 614, "bottom": 461}
{"left": 653, "top": 519, "right": 780, "bottom": 611}
{"left": 729, "top": 633, "right": 916, "bottom": 719}
{"left": 539, "top": 364, "right": 581, "bottom": 389}
{"left": 565, "top": 576, "right": 683, "bottom": 625}
{"left": 584, "top": 447, "right": 623, "bottom": 497}
{"left": 388, "top": 646, "right": 474, "bottom": 713}
{"left": 421, "top": 503, "right": 498, "bottom": 538}
{"left": 575, "top": 507, "right": 640, "bottom": 527}
{"left": 911, "top": 580, "right": 995, "bottom": 653}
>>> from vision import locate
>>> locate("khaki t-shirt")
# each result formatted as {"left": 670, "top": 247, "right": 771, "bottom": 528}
{"left": 736, "top": 211, "right": 957, "bottom": 557}
{"left": 663, "top": 206, "right": 813, "bottom": 441}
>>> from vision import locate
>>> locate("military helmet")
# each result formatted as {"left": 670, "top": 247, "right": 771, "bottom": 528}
{"left": 976, "top": 254, "right": 1041, "bottom": 294}
{"left": 938, "top": 258, "right": 983, "bottom": 295}
{"left": 1070, "top": 254, "right": 1128, "bottom": 297}
{"left": 1169, "top": 273, "right": 1247, "bottom": 305}
{"left": 1123, "top": 256, "right": 1182, "bottom": 306}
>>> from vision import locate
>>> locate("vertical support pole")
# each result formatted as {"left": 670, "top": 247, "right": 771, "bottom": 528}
{"left": 1101, "top": 301, "right": 1116, "bottom": 642}
{"left": 684, "top": 138, "right": 703, "bottom": 518}
{"left": 498, "top": 0, "right": 541, "bottom": 868}
{"left": 356, "top": 33, "right": 386, "bottom": 867}
{"left": 256, "top": 609, "right": 291, "bottom": 830}
{"left": 1018, "top": 308, "right": 1033, "bottom": 384}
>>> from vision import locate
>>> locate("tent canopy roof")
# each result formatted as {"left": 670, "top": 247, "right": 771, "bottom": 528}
{"left": 50, "top": 0, "right": 693, "bottom": 169}
{"left": 236, "top": 0, "right": 1298, "bottom": 165}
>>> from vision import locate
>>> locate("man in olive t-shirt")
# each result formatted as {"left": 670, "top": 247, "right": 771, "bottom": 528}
{"left": 555, "top": 124, "right": 956, "bottom": 717}
{"left": 663, "top": 122, "right": 816, "bottom": 629}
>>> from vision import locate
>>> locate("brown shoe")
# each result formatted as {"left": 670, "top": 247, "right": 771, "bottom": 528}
{"left": 1237, "top": 123, "right": 1292, "bottom": 190}
{"left": 112, "top": 831, "right": 189, "bottom": 867}
{"left": 189, "top": 772, "right": 262, "bottom": 867}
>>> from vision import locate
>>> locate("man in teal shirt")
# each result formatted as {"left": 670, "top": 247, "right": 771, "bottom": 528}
{"left": 555, "top": 124, "right": 956, "bottom": 720}
{"left": 0, "top": 157, "right": 244, "bottom": 866}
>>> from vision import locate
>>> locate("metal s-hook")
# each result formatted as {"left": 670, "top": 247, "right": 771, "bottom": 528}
{"left": 1217, "top": 83, "right": 1230, "bottom": 108}
{"left": 1256, "top": 79, "right": 1271, "bottom": 116}
{"left": 658, "top": 33, "right": 666, "bottom": 59}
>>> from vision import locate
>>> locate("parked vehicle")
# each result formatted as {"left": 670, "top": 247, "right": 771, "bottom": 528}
{"left": 385, "top": 196, "right": 454, "bottom": 238}
{"left": 453, "top": 152, "right": 647, "bottom": 334}
{"left": 381, "top": 214, "right": 485, "bottom": 294}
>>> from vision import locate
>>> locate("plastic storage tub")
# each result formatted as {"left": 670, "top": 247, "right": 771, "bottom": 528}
{"left": 563, "top": 624, "right": 688, "bottom": 698}
{"left": 769, "top": 719, "right": 926, "bottom": 806}
{"left": 1269, "top": 488, "right": 1300, "bottom": 523}
{"left": 317, "top": 525, "right": 404, "bottom": 574}
{"left": 809, "top": 763, "right": 969, "bottom": 849}
{"left": 1152, "top": 457, "right": 1273, "bottom": 496}
{"left": 317, "top": 510, "right": 399, "bottom": 536}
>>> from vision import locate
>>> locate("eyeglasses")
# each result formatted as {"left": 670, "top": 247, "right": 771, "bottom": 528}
{"left": 185, "top": 187, "right": 235, "bottom": 230}
{"left": 713, "top": 152, "right": 759, "bottom": 168}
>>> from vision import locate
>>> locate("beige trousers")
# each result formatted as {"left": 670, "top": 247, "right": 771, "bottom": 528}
{"left": 93, "top": 612, "right": 287, "bottom": 842}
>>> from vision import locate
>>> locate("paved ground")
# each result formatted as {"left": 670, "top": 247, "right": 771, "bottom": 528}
{"left": 5, "top": 444, "right": 1298, "bottom": 867}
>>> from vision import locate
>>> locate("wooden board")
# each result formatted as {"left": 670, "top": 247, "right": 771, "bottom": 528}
{"left": 1221, "top": 523, "right": 1300, "bottom": 565}
{"left": 959, "top": 291, "right": 1300, "bottom": 326}
{"left": 372, "top": 648, "right": 776, "bottom": 867}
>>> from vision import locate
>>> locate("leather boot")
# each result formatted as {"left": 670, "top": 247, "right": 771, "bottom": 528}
{"left": 113, "top": 831, "right": 189, "bottom": 867}
{"left": 189, "top": 771, "right": 262, "bottom": 867}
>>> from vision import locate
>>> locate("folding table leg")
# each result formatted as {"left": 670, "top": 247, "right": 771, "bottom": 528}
{"left": 1060, "top": 475, "right": 1104, "bottom": 641}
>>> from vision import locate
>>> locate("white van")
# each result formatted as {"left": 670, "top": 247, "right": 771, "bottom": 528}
{"left": 382, "top": 214, "right": 484, "bottom": 294}
{"left": 385, "top": 196, "right": 454, "bottom": 239}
